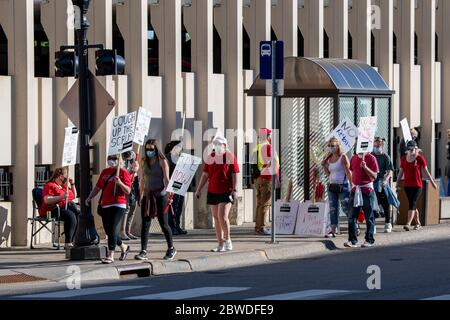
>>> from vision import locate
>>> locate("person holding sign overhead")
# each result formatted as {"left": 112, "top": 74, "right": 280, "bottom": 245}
{"left": 397, "top": 140, "right": 437, "bottom": 231}
{"left": 135, "top": 139, "right": 176, "bottom": 261}
{"left": 345, "top": 151, "right": 379, "bottom": 248}
{"left": 195, "top": 135, "right": 239, "bottom": 252}
{"left": 85, "top": 155, "right": 132, "bottom": 264}
{"left": 321, "top": 137, "right": 352, "bottom": 238}
{"left": 40, "top": 168, "right": 80, "bottom": 249}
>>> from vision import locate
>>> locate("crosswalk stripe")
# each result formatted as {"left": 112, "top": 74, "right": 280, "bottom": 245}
{"left": 124, "top": 287, "right": 250, "bottom": 300}
{"left": 248, "top": 289, "right": 359, "bottom": 300}
{"left": 423, "top": 295, "right": 450, "bottom": 300}
{"left": 15, "top": 286, "right": 147, "bottom": 299}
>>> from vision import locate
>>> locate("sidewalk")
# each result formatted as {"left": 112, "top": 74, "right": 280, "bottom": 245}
{"left": 1, "top": 221, "right": 450, "bottom": 285}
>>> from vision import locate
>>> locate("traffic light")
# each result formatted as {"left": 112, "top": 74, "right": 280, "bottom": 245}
{"left": 55, "top": 51, "right": 79, "bottom": 77}
{"left": 95, "top": 49, "right": 125, "bottom": 76}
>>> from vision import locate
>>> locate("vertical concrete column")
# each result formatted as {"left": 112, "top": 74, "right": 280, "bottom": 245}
{"left": 350, "top": 0, "right": 371, "bottom": 64}
{"left": 243, "top": 0, "right": 271, "bottom": 130}
{"left": 439, "top": 0, "right": 450, "bottom": 173}
{"left": 6, "top": 0, "right": 36, "bottom": 246}
{"left": 41, "top": 0, "right": 75, "bottom": 166}
{"left": 272, "top": 0, "right": 298, "bottom": 57}
{"left": 151, "top": 0, "right": 182, "bottom": 146}
{"left": 377, "top": 0, "right": 394, "bottom": 87}
{"left": 398, "top": 0, "right": 415, "bottom": 125}
{"left": 299, "top": 0, "right": 324, "bottom": 57}
{"left": 184, "top": 0, "right": 214, "bottom": 229}
{"left": 419, "top": 0, "right": 436, "bottom": 176}
{"left": 328, "top": 0, "right": 348, "bottom": 59}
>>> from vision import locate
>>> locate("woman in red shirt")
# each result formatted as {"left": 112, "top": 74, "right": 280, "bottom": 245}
{"left": 40, "top": 167, "right": 79, "bottom": 249}
{"left": 195, "top": 135, "right": 239, "bottom": 252}
{"left": 397, "top": 140, "right": 437, "bottom": 231}
{"left": 86, "top": 155, "right": 131, "bottom": 264}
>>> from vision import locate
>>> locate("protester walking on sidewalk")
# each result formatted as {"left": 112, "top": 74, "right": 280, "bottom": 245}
{"left": 165, "top": 140, "right": 188, "bottom": 236}
{"left": 321, "top": 138, "right": 351, "bottom": 238}
{"left": 120, "top": 151, "right": 140, "bottom": 240}
{"left": 86, "top": 155, "right": 131, "bottom": 264}
{"left": 345, "top": 152, "right": 379, "bottom": 248}
{"left": 195, "top": 135, "right": 239, "bottom": 252}
{"left": 135, "top": 139, "right": 176, "bottom": 261}
{"left": 397, "top": 140, "right": 437, "bottom": 231}
{"left": 40, "top": 168, "right": 80, "bottom": 249}
{"left": 252, "top": 128, "right": 280, "bottom": 236}
{"left": 372, "top": 137, "right": 395, "bottom": 233}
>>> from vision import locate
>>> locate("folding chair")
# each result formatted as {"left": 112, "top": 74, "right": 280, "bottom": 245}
{"left": 28, "top": 187, "right": 63, "bottom": 250}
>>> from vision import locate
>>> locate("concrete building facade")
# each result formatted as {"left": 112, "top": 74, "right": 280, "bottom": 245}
{"left": 0, "top": 0, "right": 448, "bottom": 247}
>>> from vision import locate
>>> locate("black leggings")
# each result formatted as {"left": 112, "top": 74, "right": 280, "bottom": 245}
{"left": 101, "top": 206, "right": 126, "bottom": 251}
{"left": 404, "top": 187, "right": 422, "bottom": 210}
{"left": 51, "top": 202, "right": 80, "bottom": 243}
{"left": 141, "top": 195, "right": 173, "bottom": 251}
{"left": 376, "top": 191, "right": 391, "bottom": 224}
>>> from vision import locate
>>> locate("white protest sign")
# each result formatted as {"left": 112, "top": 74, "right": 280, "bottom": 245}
{"left": 133, "top": 107, "right": 152, "bottom": 146}
{"left": 166, "top": 153, "right": 202, "bottom": 196}
{"left": 400, "top": 118, "right": 412, "bottom": 143}
{"left": 295, "top": 202, "right": 330, "bottom": 237}
{"left": 62, "top": 127, "right": 79, "bottom": 167}
{"left": 356, "top": 116, "right": 377, "bottom": 154}
{"left": 274, "top": 200, "right": 300, "bottom": 235}
{"left": 327, "top": 118, "right": 358, "bottom": 153}
{"left": 108, "top": 111, "right": 137, "bottom": 156}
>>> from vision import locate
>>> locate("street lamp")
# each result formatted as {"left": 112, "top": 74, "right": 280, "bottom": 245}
{"left": 55, "top": 0, "right": 125, "bottom": 259}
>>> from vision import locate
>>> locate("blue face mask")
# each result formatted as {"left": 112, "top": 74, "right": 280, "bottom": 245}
{"left": 146, "top": 151, "right": 156, "bottom": 158}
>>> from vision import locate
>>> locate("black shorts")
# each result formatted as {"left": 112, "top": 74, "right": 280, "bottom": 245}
{"left": 404, "top": 187, "right": 422, "bottom": 210}
{"left": 207, "top": 192, "right": 233, "bottom": 205}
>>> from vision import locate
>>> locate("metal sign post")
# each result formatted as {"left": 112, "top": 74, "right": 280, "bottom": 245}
{"left": 270, "top": 40, "right": 278, "bottom": 244}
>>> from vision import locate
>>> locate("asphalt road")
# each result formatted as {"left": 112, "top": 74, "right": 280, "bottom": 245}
{"left": 2, "top": 238, "right": 450, "bottom": 301}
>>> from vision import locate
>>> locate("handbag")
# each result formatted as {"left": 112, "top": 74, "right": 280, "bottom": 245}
{"left": 328, "top": 174, "right": 347, "bottom": 194}
{"left": 97, "top": 174, "right": 115, "bottom": 217}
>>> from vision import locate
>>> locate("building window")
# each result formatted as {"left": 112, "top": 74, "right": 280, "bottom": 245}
{"left": 371, "top": 32, "right": 376, "bottom": 67}
{"left": 323, "top": 30, "right": 329, "bottom": 58}
{"left": 148, "top": 14, "right": 159, "bottom": 76}
{"left": 213, "top": 25, "right": 222, "bottom": 74}
{"left": 348, "top": 31, "right": 353, "bottom": 59}
{"left": 35, "top": 166, "right": 51, "bottom": 188}
{"left": 0, "top": 167, "right": 13, "bottom": 201}
{"left": 242, "top": 143, "right": 252, "bottom": 189}
{"left": 113, "top": 8, "right": 125, "bottom": 62}
{"left": 243, "top": 26, "right": 251, "bottom": 70}
{"left": 181, "top": 16, "right": 192, "bottom": 73}
{"left": 435, "top": 33, "right": 439, "bottom": 62}
{"left": 34, "top": 6, "right": 50, "bottom": 78}
{"left": 414, "top": 32, "right": 418, "bottom": 65}
{"left": 0, "top": 24, "right": 7, "bottom": 75}
{"left": 298, "top": 28, "right": 304, "bottom": 57}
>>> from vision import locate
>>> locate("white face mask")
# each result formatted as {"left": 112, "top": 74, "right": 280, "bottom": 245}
{"left": 108, "top": 160, "right": 118, "bottom": 168}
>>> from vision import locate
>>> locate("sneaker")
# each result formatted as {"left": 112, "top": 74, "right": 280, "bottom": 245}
{"left": 127, "top": 233, "right": 139, "bottom": 240}
{"left": 135, "top": 250, "right": 148, "bottom": 260}
{"left": 384, "top": 223, "right": 393, "bottom": 233}
{"left": 344, "top": 241, "right": 358, "bottom": 248}
{"left": 361, "top": 242, "right": 374, "bottom": 248}
{"left": 224, "top": 240, "right": 233, "bottom": 251}
{"left": 211, "top": 245, "right": 225, "bottom": 252}
{"left": 119, "top": 245, "right": 131, "bottom": 261}
{"left": 325, "top": 232, "right": 336, "bottom": 238}
{"left": 164, "top": 247, "right": 177, "bottom": 261}
{"left": 121, "top": 235, "right": 131, "bottom": 241}
{"left": 171, "top": 228, "right": 179, "bottom": 236}
{"left": 177, "top": 228, "right": 188, "bottom": 235}
{"left": 403, "top": 225, "right": 411, "bottom": 231}
{"left": 414, "top": 225, "right": 422, "bottom": 230}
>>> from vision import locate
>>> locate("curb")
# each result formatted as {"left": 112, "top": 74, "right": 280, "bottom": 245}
{"left": 261, "top": 241, "right": 335, "bottom": 260}
{"left": 183, "top": 251, "right": 268, "bottom": 272}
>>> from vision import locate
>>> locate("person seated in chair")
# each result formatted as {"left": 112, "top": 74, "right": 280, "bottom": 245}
{"left": 40, "top": 167, "right": 80, "bottom": 249}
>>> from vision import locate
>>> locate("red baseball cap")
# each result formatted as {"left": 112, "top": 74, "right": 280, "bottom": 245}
{"left": 259, "top": 128, "right": 272, "bottom": 135}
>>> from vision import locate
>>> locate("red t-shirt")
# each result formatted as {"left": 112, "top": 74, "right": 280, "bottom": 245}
{"left": 96, "top": 167, "right": 131, "bottom": 207}
{"left": 401, "top": 154, "right": 426, "bottom": 188}
{"left": 203, "top": 151, "right": 240, "bottom": 194}
{"left": 350, "top": 153, "right": 379, "bottom": 193}
{"left": 39, "top": 182, "right": 75, "bottom": 217}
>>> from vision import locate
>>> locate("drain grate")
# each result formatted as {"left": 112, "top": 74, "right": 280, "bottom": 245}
{"left": 0, "top": 274, "right": 47, "bottom": 284}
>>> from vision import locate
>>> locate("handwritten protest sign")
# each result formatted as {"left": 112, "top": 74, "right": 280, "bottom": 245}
{"left": 356, "top": 116, "right": 377, "bottom": 154}
{"left": 400, "top": 118, "right": 412, "bottom": 143}
{"left": 327, "top": 118, "right": 358, "bottom": 153}
{"left": 166, "top": 153, "right": 202, "bottom": 196}
{"left": 108, "top": 111, "right": 137, "bottom": 156}
{"left": 62, "top": 127, "right": 79, "bottom": 167}
{"left": 133, "top": 107, "right": 152, "bottom": 146}
{"left": 274, "top": 201, "right": 300, "bottom": 235}
{"left": 295, "top": 202, "right": 330, "bottom": 237}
